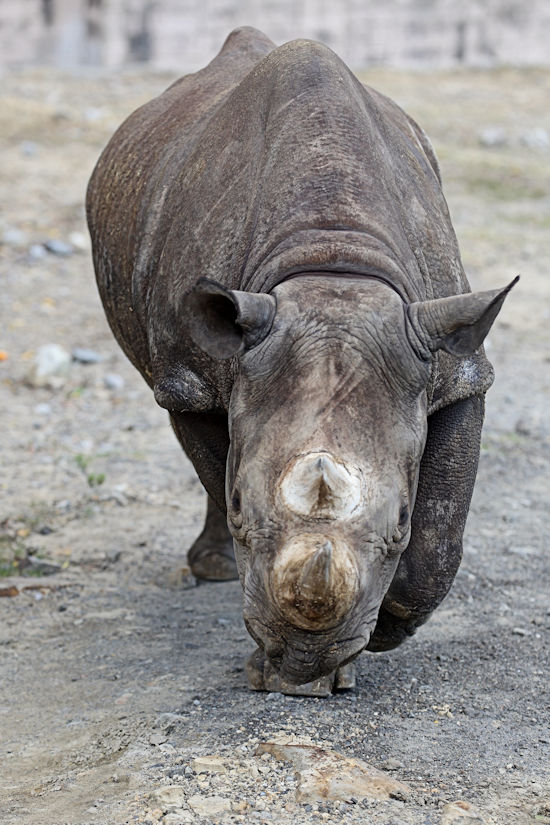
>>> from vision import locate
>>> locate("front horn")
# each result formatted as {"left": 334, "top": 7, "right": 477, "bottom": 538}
{"left": 270, "top": 533, "right": 359, "bottom": 630}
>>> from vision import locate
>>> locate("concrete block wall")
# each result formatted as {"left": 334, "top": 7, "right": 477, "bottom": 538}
{"left": 1, "top": 0, "right": 550, "bottom": 70}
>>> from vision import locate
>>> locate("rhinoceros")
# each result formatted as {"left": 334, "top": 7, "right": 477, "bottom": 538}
{"left": 87, "top": 27, "right": 515, "bottom": 695}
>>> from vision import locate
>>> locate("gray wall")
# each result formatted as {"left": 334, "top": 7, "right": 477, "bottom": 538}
{"left": 2, "top": 0, "right": 550, "bottom": 70}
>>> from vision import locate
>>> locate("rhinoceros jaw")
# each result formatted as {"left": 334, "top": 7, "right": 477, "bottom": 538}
{"left": 279, "top": 451, "right": 363, "bottom": 519}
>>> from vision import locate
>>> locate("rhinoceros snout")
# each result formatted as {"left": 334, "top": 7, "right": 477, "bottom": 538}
{"left": 270, "top": 532, "right": 359, "bottom": 630}
{"left": 278, "top": 451, "right": 362, "bottom": 520}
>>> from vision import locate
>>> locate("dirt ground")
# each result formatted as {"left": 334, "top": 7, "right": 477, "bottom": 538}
{"left": 1, "top": 63, "right": 549, "bottom": 825}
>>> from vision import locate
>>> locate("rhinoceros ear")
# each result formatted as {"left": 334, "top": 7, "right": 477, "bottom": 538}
{"left": 406, "top": 277, "right": 518, "bottom": 358}
{"left": 186, "top": 278, "right": 276, "bottom": 360}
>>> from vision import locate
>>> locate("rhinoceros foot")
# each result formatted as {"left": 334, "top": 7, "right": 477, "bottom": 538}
{"left": 245, "top": 648, "right": 356, "bottom": 697}
{"left": 187, "top": 495, "right": 238, "bottom": 581}
{"left": 188, "top": 535, "right": 238, "bottom": 581}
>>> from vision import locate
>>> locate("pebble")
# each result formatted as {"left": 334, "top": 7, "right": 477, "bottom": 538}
{"left": 150, "top": 732, "right": 168, "bottom": 746}
{"left": 520, "top": 127, "right": 550, "bottom": 150}
{"left": 104, "top": 372, "right": 125, "bottom": 390}
{"left": 151, "top": 784, "right": 185, "bottom": 812}
{"left": 27, "top": 344, "right": 71, "bottom": 388}
{"left": 440, "top": 799, "right": 486, "bottom": 823}
{"left": 20, "top": 141, "right": 39, "bottom": 156}
{"left": 382, "top": 757, "right": 405, "bottom": 771}
{"left": 25, "top": 556, "right": 62, "bottom": 576}
{"left": 29, "top": 243, "right": 47, "bottom": 260}
{"left": 72, "top": 347, "right": 103, "bottom": 364}
{"left": 191, "top": 755, "right": 228, "bottom": 775}
{"left": 512, "top": 627, "right": 529, "bottom": 636}
{"left": 68, "top": 231, "right": 90, "bottom": 251}
{"left": 478, "top": 126, "right": 508, "bottom": 148}
{"left": 163, "top": 814, "right": 193, "bottom": 825}
{"left": 187, "top": 794, "right": 231, "bottom": 816}
{"left": 44, "top": 238, "right": 74, "bottom": 256}
{"left": 508, "top": 545, "right": 538, "bottom": 557}
{"left": 2, "top": 227, "right": 28, "bottom": 247}
{"left": 34, "top": 402, "right": 52, "bottom": 416}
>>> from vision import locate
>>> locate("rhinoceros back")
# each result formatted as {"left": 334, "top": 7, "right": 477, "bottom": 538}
{"left": 86, "top": 27, "right": 275, "bottom": 384}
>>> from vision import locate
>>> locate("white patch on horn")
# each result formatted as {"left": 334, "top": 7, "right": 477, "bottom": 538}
{"left": 279, "top": 451, "right": 363, "bottom": 519}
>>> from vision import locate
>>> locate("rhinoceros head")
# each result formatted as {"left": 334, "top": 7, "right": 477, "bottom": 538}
{"left": 188, "top": 274, "right": 516, "bottom": 684}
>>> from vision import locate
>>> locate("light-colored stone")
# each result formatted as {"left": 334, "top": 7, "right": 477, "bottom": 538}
{"left": 27, "top": 344, "right": 71, "bottom": 388}
{"left": 103, "top": 372, "right": 125, "bottom": 390}
{"left": 191, "top": 755, "right": 228, "bottom": 774}
{"left": 163, "top": 813, "right": 194, "bottom": 825}
{"left": 151, "top": 785, "right": 186, "bottom": 812}
{"left": 187, "top": 794, "right": 231, "bottom": 816}
{"left": 256, "top": 742, "right": 411, "bottom": 803}
{"left": 71, "top": 346, "right": 103, "bottom": 364}
{"left": 440, "top": 800, "right": 487, "bottom": 824}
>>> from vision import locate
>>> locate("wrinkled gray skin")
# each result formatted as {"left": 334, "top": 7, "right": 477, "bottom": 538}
{"left": 87, "top": 27, "right": 515, "bottom": 689}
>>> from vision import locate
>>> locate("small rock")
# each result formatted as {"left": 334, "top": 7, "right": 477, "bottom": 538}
{"left": 34, "top": 402, "right": 52, "bottom": 416}
{"left": 21, "top": 141, "right": 39, "bottom": 156}
{"left": 512, "top": 627, "right": 529, "bottom": 636}
{"left": 72, "top": 347, "right": 103, "bottom": 364}
{"left": 440, "top": 799, "right": 486, "bottom": 823}
{"left": 187, "top": 794, "right": 231, "bottom": 816}
{"left": 25, "top": 556, "right": 62, "bottom": 576}
{"left": 191, "top": 755, "right": 228, "bottom": 775}
{"left": 150, "top": 732, "right": 168, "bottom": 746}
{"left": 382, "top": 757, "right": 405, "bottom": 771}
{"left": 508, "top": 545, "right": 538, "bottom": 557}
{"left": 104, "top": 373, "right": 125, "bottom": 390}
{"left": 256, "top": 742, "right": 411, "bottom": 803}
{"left": 151, "top": 785, "right": 185, "bottom": 813}
{"left": 478, "top": 126, "right": 508, "bottom": 148}
{"left": 84, "top": 107, "right": 103, "bottom": 122}
{"left": 29, "top": 243, "right": 47, "bottom": 260}
{"left": 44, "top": 238, "right": 74, "bottom": 256}
{"left": 2, "top": 227, "right": 28, "bottom": 247}
{"left": 165, "top": 565, "right": 196, "bottom": 590}
{"left": 515, "top": 418, "right": 532, "bottom": 436}
{"left": 163, "top": 813, "right": 193, "bottom": 825}
{"left": 27, "top": 344, "right": 71, "bottom": 388}
{"left": 232, "top": 800, "right": 250, "bottom": 813}
{"left": 520, "top": 127, "right": 550, "bottom": 150}
{"left": 68, "top": 231, "right": 90, "bottom": 252}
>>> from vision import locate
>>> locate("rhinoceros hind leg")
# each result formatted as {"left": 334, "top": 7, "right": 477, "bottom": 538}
{"left": 188, "top": 495, "right": 238, "bottom": 581}
{"left": 245, "top": 647, "right": 356, "bottom": 696}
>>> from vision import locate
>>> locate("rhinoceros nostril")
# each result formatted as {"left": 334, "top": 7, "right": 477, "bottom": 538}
{"left": 279, "top": 451, "right": 362, "bottom": 519}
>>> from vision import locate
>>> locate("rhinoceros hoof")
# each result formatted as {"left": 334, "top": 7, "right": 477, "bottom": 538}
{"left": 187, "top": 537, "right": 238, "bottom": 582}
{"left": 245, "top": 648, "right": 356, "bottom": 697}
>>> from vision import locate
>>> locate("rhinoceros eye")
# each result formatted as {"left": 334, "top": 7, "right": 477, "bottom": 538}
{"left": 392, "top": 501, "right": 410, "bottom": 543}
{"left": 229, "top": 490, "right": 243, "bottom": 529}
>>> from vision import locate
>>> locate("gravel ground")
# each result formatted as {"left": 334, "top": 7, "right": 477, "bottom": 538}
{"left": 1, "top": 64, "right": 549, "bottom": 825}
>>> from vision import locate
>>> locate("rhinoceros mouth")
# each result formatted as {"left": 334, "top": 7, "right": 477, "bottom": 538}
{"left": 275, "top": 634, "right": 367, "bottom": 685}
{"left": 244, "top": 614, "right": 368, "bottom": 685}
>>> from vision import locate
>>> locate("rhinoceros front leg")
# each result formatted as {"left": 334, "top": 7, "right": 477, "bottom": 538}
{"left": 169, "top": 411, "right": 238, "bottom": 581}
{"left": 187, "top": 494, "right": 237, "bottom": 581}
{"left": 368, "top": 394, "right": 484, "bottom": 651}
